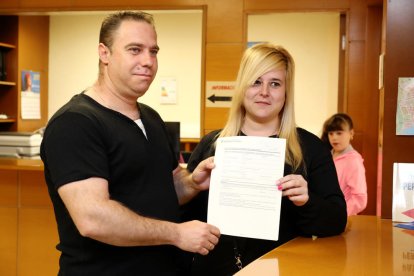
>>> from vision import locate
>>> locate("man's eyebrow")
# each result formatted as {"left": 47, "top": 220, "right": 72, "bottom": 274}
{"left": 125, "top": 42, "right": 160, "bottom": 51}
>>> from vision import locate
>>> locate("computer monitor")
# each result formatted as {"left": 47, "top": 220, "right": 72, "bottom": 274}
{"left": 164, "top": 121, "right": 181, "bottom": 161}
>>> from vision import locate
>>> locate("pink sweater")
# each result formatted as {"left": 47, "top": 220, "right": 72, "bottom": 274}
{"left": 333, "top": 147, "right": 367, "bottom": 216}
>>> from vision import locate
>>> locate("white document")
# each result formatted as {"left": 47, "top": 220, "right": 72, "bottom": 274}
{"left": 207, "top": 136, "right": 286, "bottom": 241}
{"left": 392, "top": 163, "right": 414, "bottom": 222}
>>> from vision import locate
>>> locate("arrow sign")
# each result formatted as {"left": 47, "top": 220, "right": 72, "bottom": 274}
{"left": 208, "top": 94, "right": 232, "bottom": 103}
{"left": 206, "top": 81, "right": 235, "bottom": 108}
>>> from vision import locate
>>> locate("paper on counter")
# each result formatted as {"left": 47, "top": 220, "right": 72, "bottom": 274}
{"left": 207, "top": 136, "right": 286, "bottom": 241}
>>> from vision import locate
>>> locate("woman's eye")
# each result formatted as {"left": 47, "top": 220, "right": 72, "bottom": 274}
{"left": 251, "top": 80, "right": 262, "bottom": 86}
{"left": 270, "top": 81, "right": 281, "bottom": 87}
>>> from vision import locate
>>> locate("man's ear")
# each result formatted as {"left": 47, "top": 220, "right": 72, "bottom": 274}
{"left": 98, "top": 43, "right": 110, "bottom": 64}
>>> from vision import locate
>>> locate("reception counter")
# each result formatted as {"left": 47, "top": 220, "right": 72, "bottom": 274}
{"left": 0, "top": 157, "right": 59, "bottom": 276}
{"left": 2, "top": 157, "right": 413, "bottom": 276}
{"left": 236, "top": 215, "right": 414, "bottom": 275}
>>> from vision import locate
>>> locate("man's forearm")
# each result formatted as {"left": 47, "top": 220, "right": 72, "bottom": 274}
{"left": 173, "top": 166, "right": 200, "bottom": 205}
{"left": 75, "top": 197, "right": 180, "bottom": 246}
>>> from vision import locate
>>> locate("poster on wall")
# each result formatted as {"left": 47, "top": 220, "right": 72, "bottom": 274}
{"left": 396, "top": 77, "right": 414, "bottom": 135}
{"left": 21, "top": 70, "right": 41, "bottom": 119}
{"left": 159, "top": 77, "right": 177, "bottom": 105}
{"left": 205, "top": 81, "right": 235, "bottom": 108}
{"left": 247, "top": 41, "right": 267, "bottom": 48}
{"left": 392, "top": 163, "right": 414, "bottom": 222}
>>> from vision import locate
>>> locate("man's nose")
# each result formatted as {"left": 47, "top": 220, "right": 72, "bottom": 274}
{"left": 141, "top": 51, "right": 155, "bottom": 67}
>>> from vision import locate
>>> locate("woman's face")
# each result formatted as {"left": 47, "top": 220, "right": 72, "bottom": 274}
{"left": 243, "top": 69, "right": 286, "bottom": 125}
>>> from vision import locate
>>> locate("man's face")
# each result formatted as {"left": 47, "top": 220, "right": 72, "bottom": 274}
{"left": 103, "top": 20, "right": 159, "bottom": 99}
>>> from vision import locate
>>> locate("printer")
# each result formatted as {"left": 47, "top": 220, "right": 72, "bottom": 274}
{"left": 0, "top": 131, "right": 42, "bottom": 157}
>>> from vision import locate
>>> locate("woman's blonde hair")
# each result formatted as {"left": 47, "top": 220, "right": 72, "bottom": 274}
{"left": 219, "top": 43, "right": 303, "bottom": 171}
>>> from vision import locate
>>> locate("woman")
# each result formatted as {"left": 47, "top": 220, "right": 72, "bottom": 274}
{"left": 321, "top": 113, "right": 367, "bottom": 216}
{"left": 182, "top": 43, "right": 347, "bottom": 275}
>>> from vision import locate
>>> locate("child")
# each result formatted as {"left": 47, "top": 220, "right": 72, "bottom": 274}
{"left": 321, "top": 113, "right": 367, "bottom": 216}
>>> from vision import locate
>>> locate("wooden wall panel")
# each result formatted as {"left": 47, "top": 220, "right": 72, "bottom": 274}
{"left": 205, "top": 0, "right": 243, "bottom": 43}
{"left": 70, "top": 0, "right": 202, "bottom": 9}
{"left": 244, "top": 0, "right": 349, "bottom": 11}
{"left": 20, "top": 170, "right": 51, "bottom": 207}
{"left": 17, "top": 16, "right": 49, "bottom": 132}
{"left": 347, "top": 41, "right": 365, "bottom": 117}
{"left": 361, "top": 6, "right": 382, "bottom": 216}
{"left": 204, "top": 42, "right": 244, "bottom": 133}
{"left": 204, "top": 107, "right": 229, "bottom": 135}
{"left": 381, "top": 0, "right": 414, "bottom": 219}
{"left": 8, "top": 0, "right": 204, "bottom": 11}
{"left": 348, "top": 0, "right": 368, "bottom": 41}
{"left": 18, "top": 208, "right": 59, "bottom": 276}
{"left": 0, "top": 171, "right": 18, "bottom": 276}
{"left": 345, "top": 1, "right": 382, "bottom": 216}
{"left": 205, "top": 43, "right": 244, "bottom": 81}
{"left": 0, "top": 165, "right": 58, "bottom": 276}
{"left": 0, "top": 170, "right": 17, "bottom": 205}
{"left": 18, "top": 0, "right": 71, "bottom": 9}
{"left": 0, "top": 0, "right": 18, "bottom": 9}
{"left": 0, "top": 0, "right": 386, "bottom": 216}
{"left": 0, "top": 207, "right": 18, "bottom": 276}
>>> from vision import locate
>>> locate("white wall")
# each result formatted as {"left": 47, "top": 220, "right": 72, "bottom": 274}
{"left": 49, "top": 11, "right": 339, "bottom": 138}
{"left": 248, "top": 12, "right": 339, "bottom": 136}
{"left": 49, "top": 11, "right": 202, "bottom": 138}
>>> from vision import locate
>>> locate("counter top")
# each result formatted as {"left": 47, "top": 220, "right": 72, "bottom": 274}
{"left": 0, "top": 157, "right": 44, "bottom": 171}
{"left": 236, "top": 215, "right": 414, "bottom": 276}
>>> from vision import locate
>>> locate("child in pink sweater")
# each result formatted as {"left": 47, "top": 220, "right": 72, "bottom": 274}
{"left": 322, "top": 113, "right": 367, "bottom": 216}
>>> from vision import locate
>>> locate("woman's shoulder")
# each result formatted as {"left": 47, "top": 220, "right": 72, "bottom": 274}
{"left": 200, "top": 129, "right": 222, "bottom": 143}
{"left": 296, "top": 127, "right": 322, "bottom": 144}
{"left": 296, "top": 127, "right": 331, "bottom": 159}
{"left": 187, "top": 129, "right": 221, "bottom": 172}
{"left": 192, "top": 129, "right": 222, "bottom": 153}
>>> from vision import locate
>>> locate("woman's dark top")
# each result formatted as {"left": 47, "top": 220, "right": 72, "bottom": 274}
{"left": 181, "top": 128, "right": 347, "bottom": 276}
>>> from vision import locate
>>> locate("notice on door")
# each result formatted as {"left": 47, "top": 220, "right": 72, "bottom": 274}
{"left": 205, "top": 81, "right": 235, "bottom": 108}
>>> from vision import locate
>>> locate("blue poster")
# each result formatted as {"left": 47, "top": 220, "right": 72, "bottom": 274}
{"left": 21, "top": 70, "right": 41, "bottom": 119}
{"left": 21, "top": 70, "right": 40, "bottom": 93}
{"left": 396, "top": 78, "right": 414, "bottom": 135}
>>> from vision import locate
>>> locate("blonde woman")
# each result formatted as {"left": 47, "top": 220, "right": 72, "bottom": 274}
{"left": 182, "top": 43, "right": 347, "bottom": 275}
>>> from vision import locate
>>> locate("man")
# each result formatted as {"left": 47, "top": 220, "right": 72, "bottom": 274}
{"left": 41, "top": 11, "right": 220, "bottom": 275}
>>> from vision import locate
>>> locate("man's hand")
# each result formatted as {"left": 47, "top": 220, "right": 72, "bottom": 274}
{"left": 191, "top": 156, "right": 215, "bottom": 191}
{"left": 174, "top": 220, "right": 220, "bottom": 255}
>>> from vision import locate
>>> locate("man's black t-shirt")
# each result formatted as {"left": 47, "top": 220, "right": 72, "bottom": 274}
{"left": 41, "top": 93, "right": 180, "bottom": 275}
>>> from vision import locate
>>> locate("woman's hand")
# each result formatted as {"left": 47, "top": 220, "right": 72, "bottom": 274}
{"left": 276, "top": 174, "right": 309, "bottom": 206}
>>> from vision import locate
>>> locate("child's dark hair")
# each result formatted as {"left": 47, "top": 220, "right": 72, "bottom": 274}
{"left": 321, "top": 113, "right": 354, "bottom": 144}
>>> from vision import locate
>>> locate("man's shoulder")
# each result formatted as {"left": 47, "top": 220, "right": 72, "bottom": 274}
{"left": 47, "top": 94, "right": 96, "bottom": 125}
